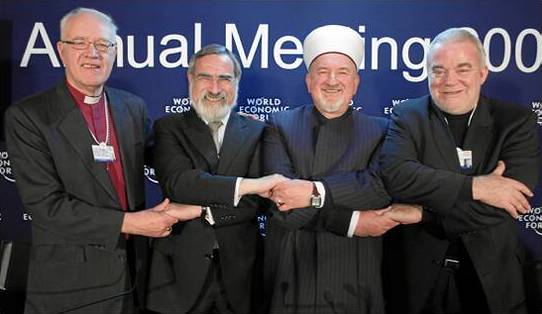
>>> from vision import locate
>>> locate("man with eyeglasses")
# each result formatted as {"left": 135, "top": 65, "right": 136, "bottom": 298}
{"left": 380, "top": 28, "right": 540, "bottom": 314}
{"left": 4, "top": 7, "right": 180, "bottom": 314}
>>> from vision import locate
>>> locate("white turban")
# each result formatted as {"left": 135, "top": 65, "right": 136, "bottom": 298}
{"left": 303, "top": 24, "right": 364, "bottom": 70}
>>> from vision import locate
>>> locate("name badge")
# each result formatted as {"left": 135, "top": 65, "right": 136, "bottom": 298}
{"left": 92, "top": 143, "right": 115, "bottom": 162}
{"left": 456, "top": 147, "right": 472, "bottom": 169}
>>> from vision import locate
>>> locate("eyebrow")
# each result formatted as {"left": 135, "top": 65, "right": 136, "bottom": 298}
{"left": 431, "top": 63, "right": 473, "bottom": 70}
{"left": 196, "top": 72, "right": 234, "bottom": 80}
{"left": 315, "top": 66, "right": 352, "bottom": 72}
{"left": 218, "top": 74, "right": 234, "bottom": 80}
{"left": 67, "top": 36, "right": 112, "bottom": 42}
{"left": 457, "top": 63, "right": 473, "bottom": 68}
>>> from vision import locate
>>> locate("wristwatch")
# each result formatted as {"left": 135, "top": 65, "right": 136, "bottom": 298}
{"left": 310, "top": 183, "right": 323, "bottom": 208}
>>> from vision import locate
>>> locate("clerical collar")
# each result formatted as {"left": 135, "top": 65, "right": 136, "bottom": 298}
{"left": 84, "top": 95, "right": 102, "bottom": 104}
{"left": 66, "top": 80, "right": 103, "bottom": 105}
{"left": 441, "top": 107, "right": 477, "bottom": 127}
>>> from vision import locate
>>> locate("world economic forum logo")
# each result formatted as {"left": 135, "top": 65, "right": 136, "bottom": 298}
{"left": 518, "top": 207, "right": 542, "bottom": 236}
{"left": 532, "top": 100, "right": 542, "bottom": 127}
{"left": 144, "top": 165, "right": 158, "bottom": 184}
{"left": 0, "top": 150, "right": 15, "bottom": 183}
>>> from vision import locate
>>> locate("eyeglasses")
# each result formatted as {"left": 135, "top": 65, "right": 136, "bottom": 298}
{"left": 60, "top": 39, "right": 116, "bottom": 53}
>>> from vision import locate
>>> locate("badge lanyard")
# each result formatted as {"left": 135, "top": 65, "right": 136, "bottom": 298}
{"left": 443, "top": 106, "right": 476, "bottom": 170}
{"left": 89, "top": 96, "right": 116, "bottom": 163}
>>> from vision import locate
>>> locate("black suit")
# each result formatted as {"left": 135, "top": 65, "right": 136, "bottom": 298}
{"left": 146, "top": 109, "right": 265, "bottom": 314}
{"left": 262, "top": 106, "right": 390, "bottom": 314}
{"left": 380, "top": 95, "right": 540, "bottom": 314}
{"left": 4, "top": 82, "right": 151, "bottom": 313}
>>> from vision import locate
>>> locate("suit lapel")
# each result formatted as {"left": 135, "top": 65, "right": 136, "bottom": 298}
{"left": 462, "top": 99, "right": 494, "bottom": 172}
{"left": 55, "top": 84, "right": 118, "bottom": 203}
{"left": 428, "top": 101, "right": 461, "bottom": 172}
{"left": 218, "top": 113, "right": 247, "bottom": 174}
{"left": 183, "top": 110, "right": 219, "bottom": 172}
{"left": 106, "top": 88, "right": 136, "bottom": 209}
{"left": 296, "top": 106, "right": 316, "bottom": 178}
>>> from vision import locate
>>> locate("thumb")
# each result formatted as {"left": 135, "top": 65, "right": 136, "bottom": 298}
{"left": 492, "top": 160, "right": 505, "bottom": 176}
{"left": 154, "top": 198, "right": 170, "bottom": 212}
{"left": 375, "top": 206, "right": 392, "bottom": 215}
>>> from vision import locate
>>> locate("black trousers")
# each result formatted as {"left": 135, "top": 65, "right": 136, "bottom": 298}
{"left": 188, "top": 250, "right": 234, "bottom": 314}
{"left": 423, "top": 241, "right": 490, "bottom": 314}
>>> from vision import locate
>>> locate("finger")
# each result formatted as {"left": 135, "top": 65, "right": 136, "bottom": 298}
{"left": 278, "top": 203, "right": 293, "bottom": 212}
{"left": 512, "top": 192, "right": 531, "bottom": 212}
{"left": 492, "top": 160, "right": 506, "bottom": 175}
{"left": 164, "top": 211, "right": 178, "bottom": 219}
{"left": 273, "top": 181, "right": 288, "bottom": 190}
{"left": 155, "top": 198, "right": 170, "bottom": 212}
{"left": 510, "top": 180, "right": 533, "bottom": 198}
{"left": 271, "top": 188, "right": 285, "bottom": 197}
{"left": 375, "top": 206, "right": 392, "bottom": 215}
{"left": 164, "top": 211, "right": 179, "bottom": 223}
{"left": 503, "top": 203, "right": 519, "bottom": 219}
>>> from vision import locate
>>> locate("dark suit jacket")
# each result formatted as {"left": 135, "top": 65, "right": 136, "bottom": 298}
{"left": 263, "top": 106, "right": 391, "bottom": 314}
{"left": 146, "top": 109, "right": 265, "bottom": 314}
{"left": 4, "top": 82, "right": 152, "bottom": 314}
{"left": 380, "top": 95, "right": 540, "bottom": 314}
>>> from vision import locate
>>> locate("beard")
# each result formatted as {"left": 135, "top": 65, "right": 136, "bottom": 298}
{"left": 190, "top": 88, "right": 237, "bottom": 122}
{"left": 314, "top": 94, "right": 349, "bottom": 116}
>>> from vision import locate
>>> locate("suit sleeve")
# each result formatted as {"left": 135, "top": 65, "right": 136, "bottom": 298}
{"left": 211, "top": 138, "right": 265, "bottom": 227}
{"left": 380, "top": 104, "right": 539, "bottom": 235}
{"left": 153, "top": 117, "right": 263, "bottom": 226}
{"left": 261, "top": 116, "right": 314, "bottom": 230}
{"left": 153, "top": 118, "right": 238, "bottom": 206}
{"left": 4, "top": 105, "right": 124, "bottom": 251}
{"left": 262, "top": 114, "right": 391, "bottom": 236}
{"left": 442, "top": 112, "right": 540, "bottom": 235}
{"left": 320, "top": 143, "right": 391, "bottom": 236}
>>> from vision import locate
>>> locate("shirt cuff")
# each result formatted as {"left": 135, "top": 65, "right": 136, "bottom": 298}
{"left": 234, "top": 177, "right": 242, "bottom": 206}
{"left": 314, "top": 181, "right": 326, "bottom": 207}
{"left": 203, "top": 206, "right": 216, "bottom": 225}
{"left": 347, "top": 211, "right": 360, "bottom": 238}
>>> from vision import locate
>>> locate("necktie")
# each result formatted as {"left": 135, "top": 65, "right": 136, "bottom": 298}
{"left": 208, "top": 121, "right": 223, "bottom": 153}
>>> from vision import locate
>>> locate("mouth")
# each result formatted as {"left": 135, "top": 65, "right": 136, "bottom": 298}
{"left": 203, "top": 93, "right": 226, "bottom": 103}
{"left": 322, "top": 87, "right": 343, "bottom": 95}
{"left": 442, "top": 90, "right": 463, "bottom": 96}
{"left": 81, "top": 63, "right": 101, "bottom": 70}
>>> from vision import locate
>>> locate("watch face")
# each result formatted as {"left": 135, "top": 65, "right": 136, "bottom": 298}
{"left": 311, "top": 195, "right": 322, "bottom": 208}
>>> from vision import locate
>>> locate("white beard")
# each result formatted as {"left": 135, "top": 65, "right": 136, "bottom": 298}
{"left": 315, "top": 94, "right": 347, "bottom": 115}
{"left": 190, "top": 89, "right": 237, "bottom": 122}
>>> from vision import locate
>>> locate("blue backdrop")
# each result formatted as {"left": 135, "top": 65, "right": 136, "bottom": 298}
{"left": 1, "top": 1, "right": 541, "bottom": 259}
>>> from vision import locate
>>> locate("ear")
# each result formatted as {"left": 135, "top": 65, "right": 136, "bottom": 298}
{"left": 187, "top": 71, "right": 193, "bottom": 85}
{"left": 56, "top": 41, "right": 66, "bottom": 66}
{"left": 479, "top": 65, "right": 489, "bottom": 85}
{"left": 353, "top": 72, "right": 360, "bottom": 91}
{"left": 305, "top": 72, "right": 312, "bottom": 94}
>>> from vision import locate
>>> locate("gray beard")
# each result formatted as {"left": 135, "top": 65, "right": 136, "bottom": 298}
{"left": 190, "top": 90, "right": 236, "bottom": 122}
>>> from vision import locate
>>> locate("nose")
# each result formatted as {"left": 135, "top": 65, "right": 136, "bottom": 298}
{"left": 85, "top": 43, "right": 100, "bottom": 57}
{"left": 325, "top": 71, "right": 338, "bottom": 85}
{"left": 209, "top": 78, "right": 221, "bottom": 94}
{"left": 443, "top": 70, "right": 459, "bottom": 85}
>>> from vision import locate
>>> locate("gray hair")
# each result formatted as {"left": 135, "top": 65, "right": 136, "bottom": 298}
{"left": 427, "top": 28, "right": 487, "bottom": 68}
{"left": 60, "top": 8, "right": 117, "bottom": 40}
{"left": 188, "top": 44, "right": 242, "bottom": 80}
